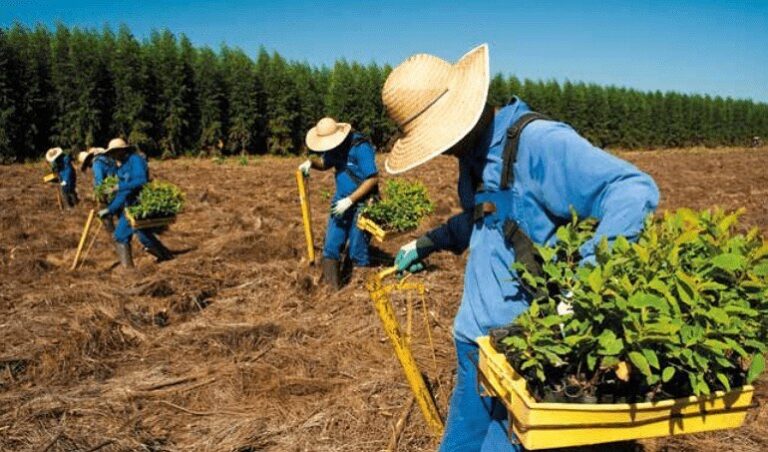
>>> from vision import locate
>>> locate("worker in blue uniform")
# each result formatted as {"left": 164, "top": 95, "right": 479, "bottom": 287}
{"left": 79, "top": 147, "right": 119, "bottom": 231}
{"left": 382, "top": 45, "right": 660, "bottom": 451}
{"left": 97, "top": 138, "right": 173, "bottom": 268}
{"left": 45, "top": 147, "right": 78, "bottom": 208}
{"left": 298, "top": 117, "right": 379, "bottom": 289}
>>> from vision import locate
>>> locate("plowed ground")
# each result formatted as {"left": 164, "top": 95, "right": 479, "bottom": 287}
{"left": 1, "top": 147, "right": 767, "bottom": 451}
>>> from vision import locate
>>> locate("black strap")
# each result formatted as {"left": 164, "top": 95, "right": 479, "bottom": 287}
{"left": 500, "top": 112, "right": 549, "bottom": 189}
{"left": 500, "top": 112, "right": 549, "bottom": 296}
{"left": 504, "top": 219, "right": 547, "bottom": 298}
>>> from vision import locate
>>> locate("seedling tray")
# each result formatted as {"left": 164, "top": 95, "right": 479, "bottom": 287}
{"left": 126, "top": 210, "right": 176, "bottom": 230}
{"left": 43, "top": 173, "right": 59, "bottom": 183}
{"left": 476, "top": 336, "right": 755, "bottom": 450}
{"left": 357, "top": 215, "right": 410, "bottom": 243}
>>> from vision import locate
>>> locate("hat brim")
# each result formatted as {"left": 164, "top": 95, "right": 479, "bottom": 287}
{"left": 45, "top": 148, "right": 64, "bottom": 164}
{"left": 105, "top": 145, "right": 134, "bottom": 155}
{"left": 80, "top": 152, "right": 96, "bottom": 171}
{"left": 305, "top": 123, "right": 352, "bottom": 152}
{"left": 385, "top": 44, "right": 490, "bottom": 174}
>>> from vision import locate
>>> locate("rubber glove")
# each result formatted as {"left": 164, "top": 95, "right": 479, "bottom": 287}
{"left": 331, "top": 197, "right": 353, "bottom": 217}
{"left": 298, "top": 159, "right": 312, "bottom": 176}
{"left": 97, "top": 208, "right": 110, "bottom": 219}
{"left": 395, "top": 236, "right": 436, "bottom": 273}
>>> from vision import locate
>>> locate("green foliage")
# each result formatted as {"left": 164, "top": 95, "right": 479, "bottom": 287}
{"left": 360, "top": 179, "right": 434, "bottom": 233}
{"left": 94, "top": 175, "right": 118, "bottom": 204}
{"left": 496, "top": 209, "right": 768, "bottom": 402}
{"left": 126, "top": 180, "right": 185, "bottom": 219}
{"left": 1, "top": 22, "right": 767, "bottom": 160}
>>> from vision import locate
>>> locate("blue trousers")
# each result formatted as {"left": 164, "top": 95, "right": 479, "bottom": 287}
{"left": 323, "top": 205, "right": 370, "bottom": 266}
{"left": 114, "top": 211, "right": 161, "bottom": 248}
{"left": 440, "top": 340, "right": 521, "bottom": 452}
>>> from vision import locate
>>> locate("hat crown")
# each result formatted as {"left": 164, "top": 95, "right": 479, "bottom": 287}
{"left": 382, "top": 54, "right": 453, "bottom": 132}
{"left": 108, "top": 138, "right": 129, "bottom": 150}
{"left": 316, "top": 117, "right": 341, "bottom": 137}
{"left": 77, "top": 151, "right": 89, "bottom": 164}
{"left": 45, "top": 147, "right": 63, "bottom": 163}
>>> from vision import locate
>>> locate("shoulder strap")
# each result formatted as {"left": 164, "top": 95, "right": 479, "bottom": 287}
{"left": 500, "top": 112, "right": 549, "bottom": 189}
{"left": 349, "top": 134, "right": 371, "bottom": 149}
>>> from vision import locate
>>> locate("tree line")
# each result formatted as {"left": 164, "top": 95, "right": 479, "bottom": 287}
{"left": 1, "top": 23, "right": 766, "bottom": 163}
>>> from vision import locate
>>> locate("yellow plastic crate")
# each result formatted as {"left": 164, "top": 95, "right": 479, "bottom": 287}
{"left": 356, "top": 215, "right": 408, "bottom": 243}
{"left": 125, "top": 210, "right": 176, "bottom": 230}
{"left": 43, "top": 173, "right": 58, "bottom": 183}
{"left": 477, "top": 336, "right": 755, "bottom": 450}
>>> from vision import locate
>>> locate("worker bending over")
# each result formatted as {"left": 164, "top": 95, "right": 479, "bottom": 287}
{"left": 384, "top": 45, "right": 660, "bottom": 451}
{"left": 298, "top": 117, "right": 378, "bottom": 289}
{"left": 97, "top": 138, "right": 173, "bottom": 268}
{"left": 46, "top": 147, "right": 78, "bottom": 208}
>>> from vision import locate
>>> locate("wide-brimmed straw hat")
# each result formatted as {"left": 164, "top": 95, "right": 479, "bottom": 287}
{"left": 78, "top": 147, "right": 107, "bottom": 171}
{"left": 45, "top": 147, "right": 64, "bottom": 164}
{"left": 105, "top": 137, "right": 134, "bottom": 155}
{"left": 305, "top": 117, "right": 352, "bottom": 152}
{"left": 382, "top": 43, "right": 490, "bottom": 174}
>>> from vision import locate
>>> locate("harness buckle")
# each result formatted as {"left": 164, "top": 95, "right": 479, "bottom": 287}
{"left": 473, "top": 202, "right": 497, "bottom": 222}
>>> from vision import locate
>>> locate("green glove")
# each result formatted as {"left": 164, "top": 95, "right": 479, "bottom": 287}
{"left": 394, "top": 236, "right": 435, "bottom": 273}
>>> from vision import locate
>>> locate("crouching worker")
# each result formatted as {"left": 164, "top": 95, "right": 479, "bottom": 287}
{"left": 384, "top": 45, "right": 660, "bottom": 451}
{"left": 97, "top": 138, "right": 173, "bottom": 268}
{"left": 298, "top": 117, "right": 378, "bottom": 289}
{"left": 78, "top": 147, "right": 118, "bottom": 232}
{"left": 45, "top": 147, "right": 78, "bottom": 208}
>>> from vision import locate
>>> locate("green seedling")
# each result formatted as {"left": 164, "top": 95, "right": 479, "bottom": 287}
{"left": 495, "top": 208, "right": 768, "bottom": 403}
{"left": 126, "top": 181, "right": 186, "bottom": 220}
{"left": 94, "top": 175, "right": 119, "bottom": 204}
{"left": 361, "top": 179, "right": 434, "bottom": 233}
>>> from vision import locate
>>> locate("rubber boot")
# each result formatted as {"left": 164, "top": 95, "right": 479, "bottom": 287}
{"left": 322, "top": 258, "right": 341, "bottom": 290}
{"left": 144, "top": 240, "right": 174, "bottom": 262}
{"left": 115, "top": 242, "right": 135, "bottom": 268}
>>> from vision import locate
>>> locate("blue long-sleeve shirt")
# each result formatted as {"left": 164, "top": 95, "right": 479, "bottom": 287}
{"left": 55, "top": 154, "right": 77, "bottom": 193}
{"left": 321, "top": 133, "right": 378, "bottom": 203}
{"left": 92, "top": 155, "right": 118, "bottom": 187}
{"left": 427, "top": 98, "right": 660, "bottom": 343}
{"left": 107, "top": 152, "right": 149, "bottom": 215}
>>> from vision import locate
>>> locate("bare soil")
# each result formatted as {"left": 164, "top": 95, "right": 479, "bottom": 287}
{"left": 1, "top": 147, "right": 767, "bottom": 451}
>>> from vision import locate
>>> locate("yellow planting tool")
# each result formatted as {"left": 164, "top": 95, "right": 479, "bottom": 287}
{"left": 72, "top": 209, "right": 96, "bottom": 270}
{"left": 366, "top": 266, "right": 443, "bottom": 436}
{"left": 296, "top": 170, "right": 315, "bottom": 264}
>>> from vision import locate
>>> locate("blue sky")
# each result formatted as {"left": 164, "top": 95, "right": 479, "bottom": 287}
{"left": 3, "top": 0, "right": 767, "bottom": 102}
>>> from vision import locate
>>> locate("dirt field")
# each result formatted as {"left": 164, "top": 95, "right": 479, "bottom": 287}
{"left": 1, "top": 147, "right": 767, "bottom": 452}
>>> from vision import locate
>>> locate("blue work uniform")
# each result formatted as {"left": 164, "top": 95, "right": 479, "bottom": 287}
{"left": 53, "top": 154, "right": 78, "bottom": 208}
{"left": 56, "top": 154, "right": 76, "bottom": 191}
{"left": 321, "top": 133, "right": 378, "bottom": 266}
{"left": 106, "top": 152, "right": 163, "bottom": 249}
{"left": 429, "top": 98, "right": 660, "bottom": 451}
{"left": 91, "top": 154, "right": 118, "bottom": 187}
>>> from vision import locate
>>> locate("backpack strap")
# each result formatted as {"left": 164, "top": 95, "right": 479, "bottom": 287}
{"left": 473, "top": 112, "right": 550, "bottom": 297}
{"left": 500, "top": 112, "right": 549, "bottom": 189}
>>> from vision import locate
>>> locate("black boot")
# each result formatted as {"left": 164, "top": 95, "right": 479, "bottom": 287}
{"left": 144, "top": 239, "right": 174, "bottom": 262}
{"left": 322, "top": 258, "right": 341, "bottom": 290}
{"left": 115, "top": 242, "right": 134, "bottom": 268}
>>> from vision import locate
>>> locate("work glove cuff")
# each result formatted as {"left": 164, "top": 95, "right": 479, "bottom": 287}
{"left": 415, "top": 235, "right": 437, "bottom": 259}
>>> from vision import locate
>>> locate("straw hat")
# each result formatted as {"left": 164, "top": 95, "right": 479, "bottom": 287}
{"left": 305, "top": 117, "right": 352, "bottom": 152}
{"left": 78, "top": 147, "right": 107, "bottom": 171}
{"left": 45, "top": 147, "right": 64, "bottom": 164}
{"left": 382, "top": 44, "right": 490, "bottom": 174}
{"left": 105, "top": 137, "right": 133, "bottom": 155}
